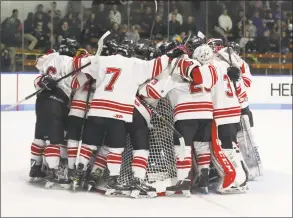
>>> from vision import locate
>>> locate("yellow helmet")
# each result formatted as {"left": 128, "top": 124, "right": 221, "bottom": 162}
{"left": 75, "top": 48, "right": 89, "bottom": 57}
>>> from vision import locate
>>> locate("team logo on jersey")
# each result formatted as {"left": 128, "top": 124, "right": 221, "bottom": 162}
{"left": 114, "top": 114, "right": 123, "bottom": 119}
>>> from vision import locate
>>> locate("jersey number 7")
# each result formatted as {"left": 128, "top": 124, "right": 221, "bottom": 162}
{"left": 105, "top": 67, "right": 121, "bottom": 91}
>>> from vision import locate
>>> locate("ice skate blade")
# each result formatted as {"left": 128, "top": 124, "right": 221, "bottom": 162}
{"left": 197, "top": 187, "right": 209, "bottom": 194}
{"left": 166, "top": 190, "right": 191, "bottom": 197}
{"left": 105, "top": 189, "right": 131, "bottom": 197}
{"left": 130, "top": 190, "right": 157, "bottom": 198}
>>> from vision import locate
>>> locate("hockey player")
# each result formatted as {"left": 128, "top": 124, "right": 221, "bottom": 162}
{"left": 138, "top": 48, "right": 214, "bottom": 196}
{"left": 72, "top": 42, "right": 188, "bottom": 196}
{"left": 173, "top": 44, "right": 249, "bottom": 194}
{"left": 29, "top": 38, "right": 79, "bottom": 188}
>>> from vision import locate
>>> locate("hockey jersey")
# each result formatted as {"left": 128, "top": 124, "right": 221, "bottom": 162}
{"left": 34, "top": 52, "right": 74, "bottom": 97}
{"left": 139, "top": 58, "right": 214, "bottom": 122}
{"left": 76, "top": 54, "right": 170, "bottom": 122}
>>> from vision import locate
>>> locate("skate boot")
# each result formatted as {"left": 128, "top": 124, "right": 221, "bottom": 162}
{"left": 29, "top": 159, "right": 46, "bottom": 182}
{"left": 72, "top": 163, "right": 88, "bottom": 191}
{"left": 105, "top": 175, "right": 132, "bottom": 196}
{"left": 166, "top": 178, "right": 191, "bottom": 197}
{"left": 130, "top": 177, "right": 157, "bottom": 198}
{"left": 87, "top": 168, "right": 103, "bottom": 192}
{"left": 197, "top": 168, "right": 209, "bottom": 194}
{"left": 56, "top": 158, "right": 71, "bottom": 189}
{"left": 45, "top": 168, "right": 58, "bottom": 188}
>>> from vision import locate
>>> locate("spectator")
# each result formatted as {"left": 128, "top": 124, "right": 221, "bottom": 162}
{"left": 63, "top": 12, "right": 74, "bottom": 26}
{"left": 34, "top": 13, "right": 46, "bottom": 28}
{"left": 108, "top": 22, "right": 123, "bottom": 43}
{"left": 274, "top": 5, "right": 284, "bottom": 20}
{"left": 254, "top": 29, "right": 271, "bottom": 53}
{"left": 158, "top": 6, "right": 167, "bottom": 21}
{"left": 280, "top": 30, "right": 291, "bottom": 54}
{"left": 0, "top": 49, "right": 12, "bottom": 72}
{"left": 125, "top": 25, "right": 140, "bottom": 43}
{"left": 0, "top": 9, "right": 22, "bottom": 72}
{"left": 235, "top": 9, "right": 247, "bottom": 30}
{"left": 56, "top": 21, "right": 73, "bottom": 45}
{"left": 246, "top": 19, "right": 257, "bottom": 38}
{"left": 264, "top": 10, "right": 275, "bottom": 30}
{"left": 181, "top": 16, "right": 197, "bottom": 36}
{"left": 53, "top": 10, "right": 62, "bottom": 34}
{"left": 32, "top": 21, "right": 51, "bottom": 51}
{"left": 84, "top": 13, "right": 100, "bottom": 45}
{"left": 95, "top": 3, "right": 109, "bottom": 30}
{"left": 51, "top": 1, "right": 58, "bottom": 17}
{"left": 24, "top": 12, "right": 38, "bottom": 51}
{"left": 175, "top": 31, "right": 186, "bottom": 43}
{"left": 252, "top": 11, "right": 264, "bottom": 36}
{"left": 152, "top": 15, "right": 166, "bottom": 39}
{"left": 70, "top": 13, "right": 82, "bottom": 40}
{"left": 35, "top": 4, "right": 50, "bottom": 26}
{"left": 109, "top": 4, "right": 121, "bottom": 25}
{"left": 168, "top": 8, "right": 183, "bottom": 25}
{"left": 141, "top": 6, "right": 153, "bottom": 36}
{"left": 218, "top": 8, "right": 233, "bottom": 33}
{"left": 269, "top": 23, "right": 280, "bottom": 52}
{"left": 169, "top": 14, "right": 181, "bottom": 37}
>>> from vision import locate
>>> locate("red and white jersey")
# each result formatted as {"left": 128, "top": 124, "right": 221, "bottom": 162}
{"left": 235, "top": 78, "right": 249, "bottom": 109}
{"left": 34, "top": 52, "right": 74, "bottom": 97}
{"left": 77, "top": 54, "right": 169, "bottom": 122}
{"left": 192, "top": 58, "right": 241, "bottom": 126}
{"left": 239, "top": 59, "right": 252, "bottom": 88}
{"left": 139, "top": 59, "right": 214, "bottom": 122}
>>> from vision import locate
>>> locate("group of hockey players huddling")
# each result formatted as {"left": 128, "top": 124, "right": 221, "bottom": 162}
{"left": 29, "top": 32, "right": 263, "bottom": 198}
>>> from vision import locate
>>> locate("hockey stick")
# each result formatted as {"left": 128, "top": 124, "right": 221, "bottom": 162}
{"left": 72, "top": 78, "right": 94, "bottom": 191}
{"left": 149, "top": 0, "right": 158, "bottom": 40}
{"left": 4, "top": 62, "right": 91, "bottom": 111}
{"left": 161, "top": 33, "right": 192, "bottom": 94}
{"left": 139, "top": 98, "right": 186, "bottom": 161}
{"left": 5, "top": 31, "right": 111, "bottom": 112}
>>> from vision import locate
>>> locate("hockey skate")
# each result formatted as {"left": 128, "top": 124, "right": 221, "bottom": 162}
{"left": 45, "top": 168, "right": 59, "bottom": 188}
{"left": 105, "top": 176, "right": 132, "bottom": 197}
{"left": 86, "top": 168, "right": 103, "bottom": 192}
{"left": 29, "top": 159, "right": 46, "bottom": 182}
{"left": 196, "top": 168, "right": 209, "bottom": 194}
{"left": 130, "top": 177, "right": 157, "bottom": 198}
{"left": 166, "top": 179, "right": 191, "bottom": 197}
{"left": 56, "top": 158, "right": 71, "bottom": 189}
{"left": 72, "top": 163, "right": 88, "bottom": 191}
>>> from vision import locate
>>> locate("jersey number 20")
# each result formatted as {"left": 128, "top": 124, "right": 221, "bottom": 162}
{"left": 105, "top": 67, "right": 121, "bottom": 91}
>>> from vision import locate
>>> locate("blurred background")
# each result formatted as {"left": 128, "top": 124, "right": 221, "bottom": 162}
{"left": 0, "top": 0, "right": 292, "bottom": 75}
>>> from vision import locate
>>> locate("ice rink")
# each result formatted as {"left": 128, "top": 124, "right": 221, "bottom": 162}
{"left": 1, "top": 109, "right": 292, "bottom": 217}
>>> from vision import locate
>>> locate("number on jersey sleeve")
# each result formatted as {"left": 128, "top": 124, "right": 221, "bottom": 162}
{"left": 104, "top": 67, "right": 121, "bottom": 91}
{"left": 223, "top": 74, "right": 234, "bottom": 97}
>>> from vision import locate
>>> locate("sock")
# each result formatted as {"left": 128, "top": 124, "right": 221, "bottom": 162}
{"left": 107, "top": 147, "right": 124, "bottom": 176}
{"left": 132, "top": 149, "right": 149, "bottom": 180}
{"left": 67, "top": 139, "right": 79, "bottom": 169}
{"left": 175, "top": 146, "right": 192, "bottom": 180}
{"left": 78, "top": 144, "right": 97, "bottom": 169}
{"left": 44, "top": 144, "right": 60, "bottom": 169}
{"left": 193, "top": 141, "right": 211, "bottom": 173}
{"left": 30, "top": 139, "right": 46, "bottom": 165}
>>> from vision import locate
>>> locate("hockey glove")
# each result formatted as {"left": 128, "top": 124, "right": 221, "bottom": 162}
{"left": 227, "top": 66, "right": 241, "bottom": 82}
{"left": 39, "top": 75, "right": 58, "bottom": 91}
{"left": 166, "top": 45, "right": 191, "bottom": 59}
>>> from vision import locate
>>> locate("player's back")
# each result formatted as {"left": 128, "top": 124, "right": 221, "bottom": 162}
{"left": 86, "top": 54, "right": 155, "bottom": 122}
{"left": 210, "top": 58, "right": 241, "bottom": 126}
{"left": 35, "top": 52, "right": 74, "bottom": 97}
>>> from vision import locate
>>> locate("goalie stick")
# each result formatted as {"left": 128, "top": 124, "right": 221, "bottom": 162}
{"left": 5, "top": 31, "right": 111, "bottom": 112}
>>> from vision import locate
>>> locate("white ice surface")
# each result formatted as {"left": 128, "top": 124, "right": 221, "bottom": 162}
{"left": 1, "top": 110, "right": 292, "bottom": 217}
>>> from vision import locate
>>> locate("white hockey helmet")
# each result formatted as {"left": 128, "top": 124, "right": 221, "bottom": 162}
{"left": 192, "top": 44, "right": 214, "bottom": 65}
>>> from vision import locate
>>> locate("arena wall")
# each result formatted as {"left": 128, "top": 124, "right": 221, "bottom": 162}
{"left": 1, "top": 73, "right": 292, "bottom": 111}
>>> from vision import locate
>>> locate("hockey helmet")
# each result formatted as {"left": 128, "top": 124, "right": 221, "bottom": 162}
{"left": 58, "top": 38, "right": 79, "bottom": 57}
{"left": 101, "top": 39, "right": 119, "bottom": 56}
{"left": 228, "top": 41, "right": 240, "bottom": 55}
{"left": 184, "top": 36, "right": 204, "bottom": 57}
{"left": 207, "top": 38, "right": 224, "bottom": 53}
{"left": 146, "top": 46, "right": 162, "bottom": 60}
{"left": 158, "top": 40, "right": 179, "bottom": 55}
{"left": 192, "top": 44, "right": 214, "bottom": 65}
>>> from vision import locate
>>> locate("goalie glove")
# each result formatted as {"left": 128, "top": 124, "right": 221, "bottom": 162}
{"left": 39, "top": 75, "right": 58, "bottom": 91}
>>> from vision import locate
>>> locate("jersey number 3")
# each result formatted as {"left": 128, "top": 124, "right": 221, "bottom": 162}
{"left": 105, "top": 67, "right": 121, "bottom": 91}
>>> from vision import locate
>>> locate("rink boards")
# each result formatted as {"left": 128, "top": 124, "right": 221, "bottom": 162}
{"left": 1, "top": 72, "right": 292, "bottom": 111}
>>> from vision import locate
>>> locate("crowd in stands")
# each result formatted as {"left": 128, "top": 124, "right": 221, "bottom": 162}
{"left": 0, "top": 0, "right": 292, "bottom": 72}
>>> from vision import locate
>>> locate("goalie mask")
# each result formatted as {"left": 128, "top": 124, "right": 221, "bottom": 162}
{"left": 192, "top": 44, "right": 214, "bottom": 65}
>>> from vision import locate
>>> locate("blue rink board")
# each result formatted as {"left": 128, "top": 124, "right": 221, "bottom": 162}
{"left": 1, "top": 103, "right": 292, "bottom": 111}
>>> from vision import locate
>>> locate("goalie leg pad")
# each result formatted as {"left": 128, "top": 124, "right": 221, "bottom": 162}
{"left": 237, "top": 115, "right": 263, "bottom": 179}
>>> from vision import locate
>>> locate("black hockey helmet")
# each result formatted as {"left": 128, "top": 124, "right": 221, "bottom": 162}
{"left": 228, "top": 41, "right": 240, "bottom": 55}
{"left": 115, "top": 41, "right": 134, "bottom": 58}
{"left": 101, "top": 39, "right": 119, "bottom": 56}
{"left": 158, "top": 40, "right": 179, "bottom": 55}
{"left": 184, "top": 36, "right": 204, "bottom": 56}
{"left": 58, "top": 38, "right": 79, "bottom": 57}
{"left": 146, "top": 46, "right": 162, "bottom": 60}
{"left": 134, "top": 40, "right": 150, "bottom": 60}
